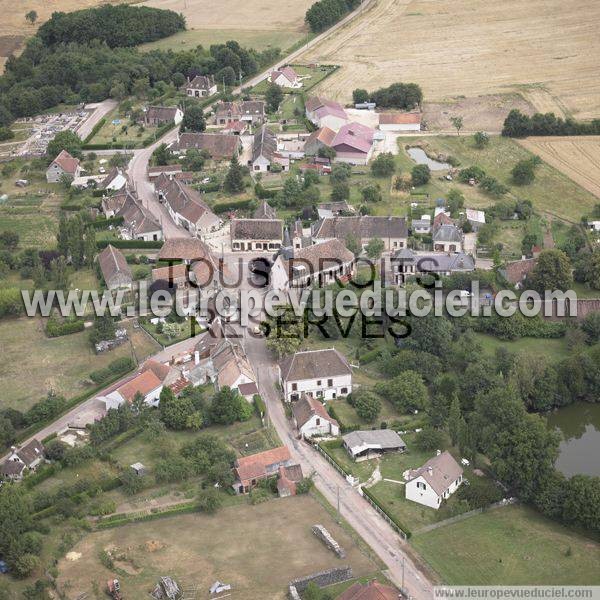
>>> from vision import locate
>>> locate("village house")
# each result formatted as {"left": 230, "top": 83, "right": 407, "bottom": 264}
{"left": 150, "top": 260, "right": 221, "bottom": 293}
{"left": 378, "top": 112, "right": 422, "bottom": 132}
{"left": 276, "top": 464, "right": 304, "bottom": 498}
{"left": 405, "top": 451, "right": 464, "bottom": 509}
{"left": 143, "top": 106, "right": 183, "bottom": 127}
{"left": 269, "top": 65, "right": 302, "bottom": 88}
{"left": 412, "top": 215, "right": 431, "bottom": 235}
{"left": 251, "top": 125, "right": 289, "bottom": 172}
{"left": 170, "top": 132, "right": 240, "bottom": 161}
{"left": 46, "top": 149, "right": 81, "bottom": 183}
{"left": 317, "top": 201, "right": 355, "bottom": 219}
{"left": 113, "top": 191, "right": 163, "bottom": 242}
{"left": 390, "top": 248, "right": 475, "bottom": 285}
{"left": 147, "top": 165, "right": 194, "bottom": 184}
{"left": 432, "top": 223, "right": 463, "bottom": 253}
{"left": 230, "top": 218, "right": 284, "bottom": 251}
{"left": 337, "top": 580, "right": 400, "bottom": 600}
{"left": 158, "top": 237, "right": 217, "bottom": 265}
{"left": 211, "top": 339, "right": 256, "bottom": 392}
{"left": 305, "top": 96, "right": 348, "bottom": 130}
{"left": 96, "top": 167, "right": 127, "bottom": 192}
{"left": 0, "top": 439, "right": 45, "bottom": 482}
{"left": 343, "top": 430, "right": 406, "bottom": 461}
{"left": 292, "top": 394, "right": 340, "bottom": 439}
{"left": 233, "top": 446, "right": 296, "bottom": 494}
{"left": 277, "top": 138, "right": 306, "bottom": 160}
{"left": 312, "top": 215, "right": 408, "bottom": 252}
{"left": 279, "top": 348, "right": 352, "bottom": 402}
{"left": 97, "top": 244, "right": 133, "bottom": 290}
{"left": 155, "top": 174, "right": 220, "bottom": 237}
{"left": 306, "top": 122, "right": 375, "bottom": 165}
{"left": 214, "top": 100, "right": 266, "bottom": 126}
{"left": 185, "top": 74, "right": 217, "bottom": 98}
{"left": 499, "top": 257, "right": 538, "bottom": 289}
{"left": 270, "top": 238, "right": 354, "bottom": 290}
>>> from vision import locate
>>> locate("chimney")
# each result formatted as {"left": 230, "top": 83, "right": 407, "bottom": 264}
{"left": 427, "top": 466, "right": 433, "bottom": 475}
{"left": 436, "top": 449, "right": 441, "bottom": 456}
{"left": 194, "top": 350, "right": 200, "bottom": 365}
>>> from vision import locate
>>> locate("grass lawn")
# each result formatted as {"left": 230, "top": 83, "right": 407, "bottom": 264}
{"left": 397, "top": 135, "right": 598, "bottom": 223}
{"left": 411, "top": 504, "right": 600, "bottom": 585}
{"left": 55, "top": 494, "right": 380, "bottom": 599}
{"left": 139, "top": 28, "right": 305, "bottom": 53}
{"left": 0, "top": 317, "right": 158, "bottom": 411}
{"left": 473, "top": 332, "right": 570, "bottom": 362}
{"left": 89, "top": 107, "right": 160, "bottom": 147}
{"left": 140, "top": 318, "right": 200, "bottom": 347}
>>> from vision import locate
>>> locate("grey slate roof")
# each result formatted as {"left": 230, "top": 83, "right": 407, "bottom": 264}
{"left": 230, "top": 218, "right": 283, "bottom": 241}
{"left": 432, "top": 223, "right": 462, "bottom": 243}
{"left": 343, "top": 429, "right": 406, "bottom": 452}
{"left": 252, "top": 126, "right": 277, "bottom": 163}
{"left": 408, "top": 451, "right": 463, "bottom": 496}
{"left": 392, "top": 249, "right": 475, "bottom": 272}
{"left": 280, "top": 348, "right": 351, "bottom": 382}
{"left": 312, "top": 216, "right": 408, "bottom": 241}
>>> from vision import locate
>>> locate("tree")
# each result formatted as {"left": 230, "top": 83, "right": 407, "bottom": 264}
{"left": 345, "top": 233, "right": 361, "bottom": 257}
{"left": 528, "top": 249, "right": 573, "bottom": 293}
{"left": 581, "top": 312, "right": 600, "bottom": 344}
{"left": 411, "top": 164, "right": 430, "bottom": 186}
{"left": 223, "top": 154, "right": 245, "bottom": 193}
{"left": 446, "top": 188, "right": 464, "bottom": 215}
{"left": 473, "top": 131, "right": 489, "bottom": 149}
{"left": 378, "top": 370, "right": 428, "bottom": 412}
{"left": 511, "top": 158, "right": 537, "bottom": 185}
{"left": 265, "top": 82, "right": 284, "bottom": 113}
{"left": 0, "top": 416, "right": 16, "bottom": 449}
{"left": 351, "top": 389, "right": 381, "bottom": 422}
{"left": 365, "top": 237, "right": 385, "bottom": 259}
{"left": 153, "top": 143, "right": 170, "bottom": 166}
{"left": 370, "top": 152, "right": 395, "bottom": 177}
{"left": 49, "top": 256, "right": 69, "bottom": 290}
{"left": 197, "top": 487, "right": 222, "bottom": 514}
{"left": 180, "top": 103, "right": 206, "bottom": 133}
{"left": 450, "top": 116, "right": 463, "bottom": 136}
{"left": 210, "top": 386, "right": 252, "bottom": 425}
{"left": 414, "top": 427, "right": 444, "bottom": 451}
{"left": 25, "top": 10, "right": 38, "bottom": 24}
{"left": 46, "top": 130, "right": 82, "bottom": 160}
{"left": 0, "top": 230, "right": 19, "bottom": 251}
{"left": 120, "top": 467, "right": 149, "bottom": 495}
{"left": 447, "top": 395, "right": 461, "bottom": 446}
{"left": 265, "top": 310, "right": 303, "bottom": 358}
{"left": 361, "top": 184, "right": 382, "bottom": 203}
{"left": 159, "top": 387, "right": 196, "bottom": 430}
{"left": 352, "top": 89, "right": 369, "bottom": 104}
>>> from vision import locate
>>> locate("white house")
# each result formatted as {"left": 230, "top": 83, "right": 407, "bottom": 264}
{"left": 46, "top": 149, "right": 81, "bottom": 183}
{"left": 101, "top": 368, "right": 164, "bottom": 410}
{"left": 185, "top": 74, "right": 217, "bottom": 98}
{"left": 405, "top": 451, "right": 464, "bottom": 509}
{"left": 378, "top": 112, "right": 421, "bottom": 132}
{"left": 269, "top": 66, "right": 302, "bottom": 89}
{"left": 270, "top": 238, "right": 354, "bottom": 291}
{"left": 279, "top": 348, "right": 352, "bottom": 402}
{"left": 0, "top": 439, "right": 45, "bottom": 482}
{"left": 466, "top": 208, "right": 486, "bottom": 232}
{"left": 292, "top": 395, "right": 340, "bottom": 438}
{"left": 230, "top": 218, "right": 283, "bottom": 252}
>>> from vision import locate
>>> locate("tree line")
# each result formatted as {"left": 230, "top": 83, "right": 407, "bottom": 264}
{"left": 305, "top": 0, "right": 360, "bottom": 33}
{"left": 36, "top": 5, "right": 186, "bottom": 48}
{"left": 502, "top": 109, "right": 600, "bottom": 138}
{"left": 352, "top": 82, "right": 423, "bottom": 109}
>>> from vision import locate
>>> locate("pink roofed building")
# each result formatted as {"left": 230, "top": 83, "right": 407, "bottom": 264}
{"left": 305, "top": 96, "right": 348, "bottom": 131}
{"left": 269, "top": 66, "right": 302, "bottom": 89}
{"left": 331, "top": 122, "right": 376, "bottom": 165}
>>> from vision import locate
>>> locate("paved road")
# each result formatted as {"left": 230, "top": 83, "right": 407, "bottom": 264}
{"left": 76, "top": 99, "right": 118, "bottom": 141}
{"left": 244, "top": 333, "right": 434, "bottom": 600}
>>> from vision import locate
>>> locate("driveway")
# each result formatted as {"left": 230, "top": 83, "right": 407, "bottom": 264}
{"left": 76, "top": 99, "right": 118, "bottom": 141}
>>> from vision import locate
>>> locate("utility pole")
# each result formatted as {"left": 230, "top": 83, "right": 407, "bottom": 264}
{"left": 401, "top": 556, "right": 405, "bottom": 594}
{"left": 336, "top": 485, "right": 340, "bottom": 524}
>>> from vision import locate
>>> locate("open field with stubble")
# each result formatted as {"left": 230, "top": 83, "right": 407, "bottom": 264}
{"left": 141, "top": 0, "right": 314, "bottom": 52}
{"left": 56, "top": 495, "right": 381, "bottom": 600}
{"left": 517, "top": 136, "right": 600, "bottom": 199}
{"left": 299, "top": 0, "right": 600, "bottom": 123}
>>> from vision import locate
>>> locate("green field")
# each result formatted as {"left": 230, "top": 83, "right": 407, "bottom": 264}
{"left": 0, "top": 193, "right": 60, "bottom": 248}
{"left": 139, "top": 28, "right": 305, "bottom": 53}
{"left": 89, "top": 107, "right": 162, "bottom": 146}
{"left": 0, "top": 318, "right": 159, "bottom": 411}
{"left": 473, "top": 332, "right": 570, "bottom": 362}
{"left": 412, "top": 504, "right": 600, "bottom": 585}
{"left": 55, "top": 495, "right": 381, "bottom": 599}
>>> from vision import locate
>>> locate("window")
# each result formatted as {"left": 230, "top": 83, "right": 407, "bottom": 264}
{"left": 327, "top": 379, "right": 333, "bottom": 387}
{"left": 291, "top": 383, "right": 297, "bottom": 391}
{"left": 416, "top": 481, "right": 426, "bottom": 490}
{"left": 317, "top": 380, "right": 322, "bottom": 386}
{"left": 316, "top": 391, "right": 323, "bottom": 398}
{"left": 316, "top": 418, "right": 321, "bottom": 426}
{"left": 341, "top": 387, "right": 348, "bottom": 395}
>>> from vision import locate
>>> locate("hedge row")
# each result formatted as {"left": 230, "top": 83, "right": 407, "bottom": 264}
{"left": 83, "top": 117, "right": 107, "bottom": 144}
{"left": 45, "top": 317, "right": 85, "bottom": 337}
{"left": 361, "top": 486, "right": 412, "bottom": 538}
{"left": 253, "top": 394, "right": 266, "bottom": 418}
{"left": 96, "top": 239, "right": 163, "bottom": 250}
{"left": 90, "top": 215, "right": 124, "bottom": 230}
{"left": 194, "top": 181, "right": 221, "bottom": 193}
{"left": 96, "top": 501, "right": 197, "bottom": 529}
{"left": 90, "top": 357, "right": 135, "bottom": 385}
{"left": 212, "top": 198, "right": 254, "bottom": 214}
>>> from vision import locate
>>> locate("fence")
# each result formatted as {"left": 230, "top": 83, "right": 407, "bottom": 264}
{"left": 315, "top": 443, "right": 350, "bottom": 479}
{"left": 359, "top": 486, "right": 410, "bottom": 540}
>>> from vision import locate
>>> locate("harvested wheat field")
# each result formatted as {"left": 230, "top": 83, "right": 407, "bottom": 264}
{"left": 518, "top": 137, "right": 600, "bottom": 199}
{"left": 300, "top": 0, "right": 600, "bottom": 122}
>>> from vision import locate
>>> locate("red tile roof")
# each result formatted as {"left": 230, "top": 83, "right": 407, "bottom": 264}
{"left": 379, "top": 112, "right": 421, "bottom": 125}
{"left": 52, "top": 149, "right": 80, "bottom": 174}
{"left": 117, "top": 369, "right": 162, "bottom": 403}
{"left": 235, "top": 446, "right": 291, "bottom": 485}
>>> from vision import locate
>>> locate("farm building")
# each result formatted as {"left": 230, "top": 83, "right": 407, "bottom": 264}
{"left": 379, "top": 112, "right": 421, "bottom": 132}
{"left": 343, "top": 430, "right": 406, "bottom": 460}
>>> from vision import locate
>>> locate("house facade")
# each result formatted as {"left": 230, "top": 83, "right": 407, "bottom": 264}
{"left": 390, "top": 248, "right": 475, "bottom": 285}
{"left": 144, "top": 106, "right": 183, "bottom": 126}
{"left": 230, "top": 218, "right": 283, "bottom": 251}
{"left": 269, "top": 66, "right": 302, "bottom": 88}
{"left": 405, "top": 451, "right": 464, "bottom": 509}
{"left": 170, "top": 132, "right": 240, "bottom": 160}
{"left": 0, "top": 439, "right": 45, "bottom": 482}
{"left": 214, "top": 101, "right": 265, "bottom": 126}
{"left": 185, "top": 74, "right": 217, "bottom": 98}
{"left": 97, "top": 244, "right": 133, "bottom": 290}
{"left": 432, "top": 223, "right": 463, "bottom": 253}
{"left": 101, "top": 368, "right": 164, "bottom": 411}
{"left": 233, "top": 446, "right": 295, "bottom": 493}
{"left": 292, "top": 395, "right": 340, "bottom": 438}
{"left": 305, "top": 96, "right": 348, "bottom": 131}
{"left": 279, "top": 348, "right": 352, "bottom": 402}
{"left": 46, "top": 150, "right": 81, "bottom": 183}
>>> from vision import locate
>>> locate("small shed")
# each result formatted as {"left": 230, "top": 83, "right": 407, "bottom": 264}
{"left": 130, "top": 462, "right": 147, "bottom": 477}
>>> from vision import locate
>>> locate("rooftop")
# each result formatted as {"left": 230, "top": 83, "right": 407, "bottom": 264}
{"left": 280, "top": 348, "right": 352, "bottom": 382}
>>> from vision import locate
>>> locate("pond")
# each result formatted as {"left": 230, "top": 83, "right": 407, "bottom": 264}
{"left": 406, "top": 147, "right": 451, "bottom": 170}
{"left": 546, "top": 402, "right": 600, "bottom": 477}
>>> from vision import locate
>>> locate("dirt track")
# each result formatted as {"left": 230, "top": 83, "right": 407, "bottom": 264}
{"left": 298, "top": 0, "right": 600, "bottom": 120}
{"left": 518, "top": 136, "right": 600, "bottom": 199}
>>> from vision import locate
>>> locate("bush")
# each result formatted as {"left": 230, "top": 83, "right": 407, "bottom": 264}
{"left": 370, "top": 152, "right": 396, "bottom": 177}
{"left": 45, "top": 315, "right": 85, "bottom": 337}
{"left": 197, "top": 487, "right": 223, "bottom": 514}
{"left": 89, "top": 357, "right": 135, "bottom": 384}
{"left": 411, "top": 164, "right": 430, "bottom": 186}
